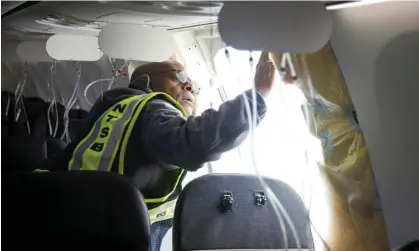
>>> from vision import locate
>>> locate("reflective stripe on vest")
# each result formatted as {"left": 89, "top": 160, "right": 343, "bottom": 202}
{"left": 68, "top": 92, "right": 187, "bottom": 206}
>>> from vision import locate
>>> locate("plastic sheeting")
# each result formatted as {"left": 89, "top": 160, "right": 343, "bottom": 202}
{"left": 272, "top": 44, "right": 389, "bottom": 251}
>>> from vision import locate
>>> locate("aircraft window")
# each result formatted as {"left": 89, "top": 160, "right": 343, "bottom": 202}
{"left": 210, "top": 48, "right": 318, "bottom": 178}
{"left": 179, "top": 47, "right": 331, "bottom": 250}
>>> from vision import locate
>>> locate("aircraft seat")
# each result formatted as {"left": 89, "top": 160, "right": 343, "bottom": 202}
{"left": 173, "top": 173, "right": 313, "bottom": 251}
{"left": 1, "top": 133, "right": 48, "bottom": 174}
{"left": 2, "top": 171, "right": 151, "bottom": 251}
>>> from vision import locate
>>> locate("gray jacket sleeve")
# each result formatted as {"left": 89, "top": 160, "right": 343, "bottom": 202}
{"left": 139, "top": 89, "right": 267, "bottom": 171}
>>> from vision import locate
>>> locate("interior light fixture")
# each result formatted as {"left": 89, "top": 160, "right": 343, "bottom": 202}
{"left": 325, "top": 0, "right": 390, "bottom": 10}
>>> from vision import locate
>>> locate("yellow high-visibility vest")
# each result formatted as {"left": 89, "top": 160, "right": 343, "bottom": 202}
{"left": 68, "top": 92, "right": 187, "bottom": 224}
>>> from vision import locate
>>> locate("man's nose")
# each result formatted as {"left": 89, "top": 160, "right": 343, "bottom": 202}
{"left": 182, "top": 82, "right": 194, "bottom": 94}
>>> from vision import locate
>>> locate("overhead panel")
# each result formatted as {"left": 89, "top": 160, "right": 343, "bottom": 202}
{"left": 99, "top": 24, "right": 175, "bottom": 61}
{"left": 2, "top": 1, "right": 221, "bottom": 39}
{"left": 16, "top": 41, "right": 51, "bottom": 62}
{"left": 54, "top": 1, "right": 219, "bottom": 28}
{"left": 46, "top": 35, "right": 103, "bottom": 61}
{"left": 218, "top": 1, "right": 332, "bottom": 53}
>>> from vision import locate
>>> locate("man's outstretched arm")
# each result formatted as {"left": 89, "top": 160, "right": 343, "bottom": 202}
{"left": 140, "top": 52, "right": 276, "bottom": 171}
{"left": 138, "top": 53, "right": 275, "bottom": 171}
{"left": 140, "top": 90, "right": 267, "bottom": 171}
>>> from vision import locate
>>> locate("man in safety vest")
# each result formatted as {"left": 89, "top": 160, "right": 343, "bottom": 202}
{"left": 46, "top": 52, "right": 276, "bottom": 251}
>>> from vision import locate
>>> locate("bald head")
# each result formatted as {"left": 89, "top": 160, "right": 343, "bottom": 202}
{"left": 130, "top": 60, "right": 184, "bottom": 86}
{"left": 129, "top": 60, "right": 195, "bottom": 116}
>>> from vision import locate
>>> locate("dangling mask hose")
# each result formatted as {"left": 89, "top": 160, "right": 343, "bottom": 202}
{"left": 47, "top": 60, "right": 59, "bottom": 137}
{"left": 250, "top": 52, "right": 302, "bottom": 251}
{"left": 84, "top": 58, "right": 129, "bottom": 106}
{"left": 61, "top": 62, "right": 82, "bottom": 143}
{"left": 84, "top": 78, "right": 114, "bottom": 106}
{"left": 224, "top": 48, "right": 302, "bottom": 250}
{"left": 13, "top": 66, "right": 30, "bottom": 135}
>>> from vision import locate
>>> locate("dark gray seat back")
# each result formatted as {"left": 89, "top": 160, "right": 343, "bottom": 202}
{"left": 2, "top": 171, "right": 151, "bottom": 251}
{"left": 173, "top": 173, "right": 313, "bottom": 251}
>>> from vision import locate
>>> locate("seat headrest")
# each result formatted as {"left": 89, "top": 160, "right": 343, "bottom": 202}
{"left": 46, "top": 137, "right": 67, "bottom": 157}
{"left": 1, "top": 135, "right": 48, "bottom": 174}
{"left": 174, "top": 173, "right": 312, "bottom": 251}
{"left": 2, "top": 171, "right": 150, "bottom": 251}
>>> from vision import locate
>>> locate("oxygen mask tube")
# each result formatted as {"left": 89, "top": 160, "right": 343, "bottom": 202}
{"left": 279, "top": 53, "right": 315, "bottom": 250}
{"left": 5, "top": 94, "right": 11, "bottom": 121}
{"left": 4, "top": 64, "right": 13, "bottom": 121}
{"left": 278, "top": 53, "right": 331, "bottom": 251}
{"left": 13, "top": 71, "right": 24, "bottom": 122}
{"left": 61, "top": 62, "right": 82, "bottom": 143}
{"left": 13, "top": 64, "right": 31, "bottom": 135}
{"left": 14, "top": 66, "right": 27, "bottom": 121}
{"left": 84, "top": 58, "right": 129, "bottom": 106}
{"left": 84, "top": 78, "right": 113, "bottom": 106}
{"left": 251, "top": 52, "right": 303, "bottom": 251}
{"left": 108, "top": 59, "right": 129, "bottom": 91}
{"left": 224, "top": 48, "right": 301, "bottom": 251}
{"left": 108, "top": 57, "right": 122, "bottom": 90}
{"left": 47, "top": 60, "right": 60, "bottom": 137}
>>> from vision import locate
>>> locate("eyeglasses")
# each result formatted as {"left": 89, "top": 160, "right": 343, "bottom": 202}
{"left": 150, "top": 69, "right": 200, "bottom": 95}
